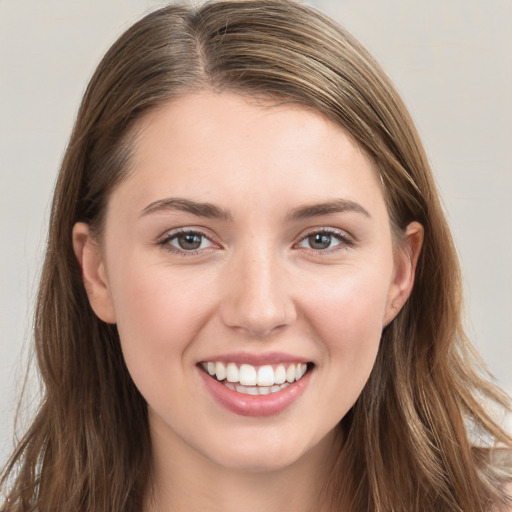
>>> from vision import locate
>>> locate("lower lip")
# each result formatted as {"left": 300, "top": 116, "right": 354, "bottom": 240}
{"left": 198, "top": 368, "right": 311, "bottom": 417}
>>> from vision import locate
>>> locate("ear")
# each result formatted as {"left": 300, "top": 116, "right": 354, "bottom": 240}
{"left": 72, "top": 222, "right": 116, "bottom": 324}
{"left": 383, "top": 221, "right": 424, "bottom": 326}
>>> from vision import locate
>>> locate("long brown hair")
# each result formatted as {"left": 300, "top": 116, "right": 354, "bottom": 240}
{"left": 2, "top": 1, "right": 511, "bottom": 511}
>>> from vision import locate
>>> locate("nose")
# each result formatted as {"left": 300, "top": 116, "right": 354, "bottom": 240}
{"left": 218, "top": 246, "right": 297, "bottom": 338}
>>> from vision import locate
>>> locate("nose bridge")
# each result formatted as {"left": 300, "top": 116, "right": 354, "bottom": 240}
{"left": 219, "top": 242, "right": 295, "bottom": 337}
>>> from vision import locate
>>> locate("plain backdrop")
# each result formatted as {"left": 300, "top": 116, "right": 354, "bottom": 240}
{"left": 1, "top": 0, "right": 511, "bottom": 463}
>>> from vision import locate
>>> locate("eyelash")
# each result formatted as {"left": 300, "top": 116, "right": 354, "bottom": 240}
{"left": 157, "top": 227, "right": 354, "bottom": 256}
{"left": 157, "top": 229, "right": 217, "bottom": 256}
{"left": 296, "top": 228, "right": 354, "bottom": 253}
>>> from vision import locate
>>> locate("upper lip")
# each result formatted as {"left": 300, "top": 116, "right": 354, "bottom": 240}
{"left": 198, "top": 351, "right": 311, "bottom": 366}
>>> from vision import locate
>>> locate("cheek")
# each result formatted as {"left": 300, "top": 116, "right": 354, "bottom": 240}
{"left": 301, "top": 274, "right": 388, "bottom": 426}
{"left": 108, "top": 265, "right": 222, "bottom": 422}
{"left": 301, "top": 265, "right": 391, "bottom": 394}
{"left": 305, "top": 264, "right": 390, "bottom": 340}
{"left": 108, "top": 258, "right": 216, "bottom": 378}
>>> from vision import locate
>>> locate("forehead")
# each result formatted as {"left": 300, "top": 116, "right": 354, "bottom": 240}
{"left": 110, "top": 90, "right": 387, "bottom": 221}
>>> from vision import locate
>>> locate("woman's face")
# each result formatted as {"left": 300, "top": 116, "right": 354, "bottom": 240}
{"left": 75, "top": 91, "right": 421, "bottom": 473}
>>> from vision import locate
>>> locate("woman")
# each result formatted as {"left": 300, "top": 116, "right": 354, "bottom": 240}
{"left": 1, "top": 1, "right": 511, "bottom": 511}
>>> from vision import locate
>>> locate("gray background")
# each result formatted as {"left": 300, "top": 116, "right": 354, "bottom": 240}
{"left": 1, "top": 0, "right": 511, "bottom": 462}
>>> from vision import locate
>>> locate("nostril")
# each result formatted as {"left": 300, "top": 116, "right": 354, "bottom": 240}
{"left": 219, "top": 301, "right": 296, "bottom": 338}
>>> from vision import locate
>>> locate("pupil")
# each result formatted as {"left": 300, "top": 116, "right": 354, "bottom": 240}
{"left": 179, "top": 234, "right": 202, "bottom": 250}
{"left": 309, "top": 233, "right": 331, "bottom": 250}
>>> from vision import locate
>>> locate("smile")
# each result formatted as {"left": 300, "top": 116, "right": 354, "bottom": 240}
{"left": 197, "top": 353, "right": 313, "bottom": 416}
{"left": 200, "top": 361, "right": 309, "bottom": 395}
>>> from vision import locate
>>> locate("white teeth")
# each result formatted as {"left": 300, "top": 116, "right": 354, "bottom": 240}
{"left": 226, "top": 363, "right": 239, "bottom": 383}
{"left": 239, "top": 364, "right": 257, "bottom": 386}
{"left": 207, "top": 362, "right": 216, "bottom": 376}
{"left": 202, "top": 361, "right": 309, "bottom": 388}
{"left": 215, "top": 362, "right": 226, "bottom": 381}
{"left": 296, "top": 363, "right": 306, "bottom": 380}
{"left": 274, "top": 364, "right": 287, "bottom": 384}
{"left": 257, "top": 365, "right": 274, "bottom": 386}
{"left": 224, "top": 381, "right": 292, "bottom": 395}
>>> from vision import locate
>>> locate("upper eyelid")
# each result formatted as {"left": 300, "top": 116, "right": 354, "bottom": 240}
{"left": 158, "top": 227, "right": 215, "bottom": 241}
{"left": 297, "top": 226, "right": 354, "bottom": 242}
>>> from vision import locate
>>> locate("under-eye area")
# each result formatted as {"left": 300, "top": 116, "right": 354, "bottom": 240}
{"left": 199, "top": 361, "right": 312, "bottom": 395}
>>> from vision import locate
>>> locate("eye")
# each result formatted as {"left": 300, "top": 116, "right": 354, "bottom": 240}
{"left": 160, "top": 230, "right": 215, "bottom": 253}
{"left": 297, "top": 229, "right": 351, "bottom": 251}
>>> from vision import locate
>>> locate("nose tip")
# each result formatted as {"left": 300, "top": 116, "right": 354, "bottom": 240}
{"left": 218, "top": 253, "right": 296, "bottom": 338}
{"left": 229, "top": 297, "right": 293, "bottom": 338}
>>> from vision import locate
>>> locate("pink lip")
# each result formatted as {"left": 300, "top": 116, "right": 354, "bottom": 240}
{"left": 198, "top": 365, "right": 311, "bottom": 417}
{"left": 199, "top": 351, "right": 310, "bottom": 365}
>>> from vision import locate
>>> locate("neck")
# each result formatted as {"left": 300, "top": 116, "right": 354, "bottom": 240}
{"left": 144, "top": 416, "right": 344, "bottom": 512}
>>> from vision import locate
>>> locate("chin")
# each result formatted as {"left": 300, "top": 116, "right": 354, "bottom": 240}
{"left": 208, "top": 446, "right": 305, "bottom": 474}
{"left": 198, "top": 426, "right": 331, "bottom": 474}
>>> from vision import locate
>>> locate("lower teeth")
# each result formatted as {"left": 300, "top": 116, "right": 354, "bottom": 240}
{"left": 222, "top": 381, "right": 291, "bottom": 395}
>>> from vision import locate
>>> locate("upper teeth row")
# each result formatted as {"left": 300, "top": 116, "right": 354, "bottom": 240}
{"left": 202, "top": 362, "right": 308, "bottom": 386}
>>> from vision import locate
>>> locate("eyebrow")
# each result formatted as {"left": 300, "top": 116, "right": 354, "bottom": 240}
{"left": 285, "top": 199, "right": 371, "bottom": 221}
{"left": 139, "top": 197, "right": 233, "bottom": 221}
{"left": 139, "top": 197, "right": 370, "bottom": 222}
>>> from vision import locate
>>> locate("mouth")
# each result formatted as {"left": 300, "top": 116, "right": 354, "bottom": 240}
{"left": 199, "top": 361, "right": 311, "bottom": 396}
